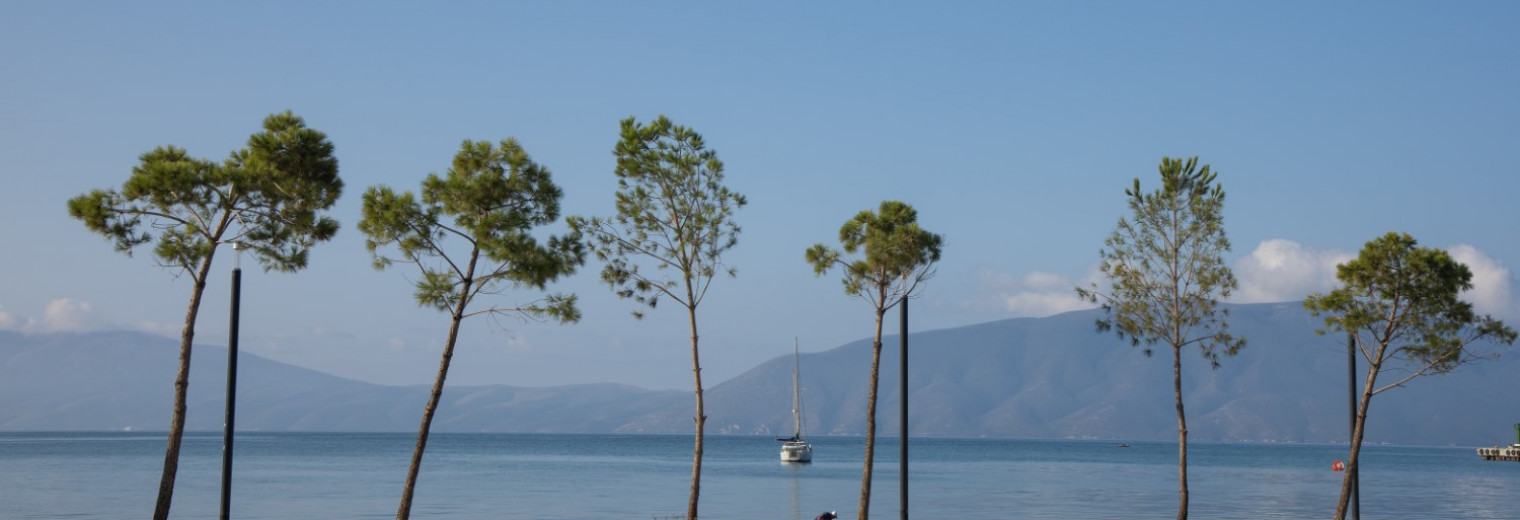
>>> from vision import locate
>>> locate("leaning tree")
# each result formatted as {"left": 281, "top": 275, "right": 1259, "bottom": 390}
{"left": 68, "top": 111, "right": 343, "bottom": 520}
{"left": 805, "top": 200, "right": 942, "bottom": 520}
{"left": 358, "top": 138, "right": 584, "bottom": 520}
{"left": 1076, "top": 156, "right": 1245, "bottom": 520}
{"left": 1305, "top": 232, "right": 1515, "bottom": 520}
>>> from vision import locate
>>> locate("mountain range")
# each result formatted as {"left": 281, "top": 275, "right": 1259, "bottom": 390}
{"left": 2, "top": 302, "right": 1514, "bottom": 446}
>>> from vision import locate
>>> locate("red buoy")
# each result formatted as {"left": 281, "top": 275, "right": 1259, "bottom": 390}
{"left": 1332, "top": 460, "right": 1345, "bottom": 471}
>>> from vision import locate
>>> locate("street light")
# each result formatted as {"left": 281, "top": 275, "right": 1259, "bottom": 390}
{"left": 219, "top": 241, "right": 244, "bottom": 520}
{"left": 899, "top": 294, "right": 908, "bottom": 520}
{"left": 1347, "top": 331, "right": 1359, "bottom": 520}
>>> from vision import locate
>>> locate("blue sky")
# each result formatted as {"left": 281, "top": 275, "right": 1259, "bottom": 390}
{"left": 2, "top": 2, "right": 1516, "bottom": 390}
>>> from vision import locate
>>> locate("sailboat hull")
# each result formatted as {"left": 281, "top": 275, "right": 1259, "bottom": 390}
{"left": 780, "top": 441, "right": 813, "bottom": 463}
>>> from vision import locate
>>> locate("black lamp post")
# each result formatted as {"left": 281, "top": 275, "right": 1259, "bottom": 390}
{"left": 1347, "top": 331, "right": 1358, "bottom": 520}
{"left": 899, "top": 294, "right": 908, "bottom": 520}
{"left": 219, "top": 242, "right": 243, "bottom": 520}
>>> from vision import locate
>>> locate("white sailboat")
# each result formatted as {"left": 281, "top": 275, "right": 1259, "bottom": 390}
{"left": 778, "top": 338, "right": 813, "bottom": 463}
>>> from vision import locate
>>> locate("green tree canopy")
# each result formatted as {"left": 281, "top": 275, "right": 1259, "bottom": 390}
{"left": 67, "top": 110, "right": 343, "bottom": 520}
{"left": 1305, "top": 232, "right": 1515, "bottom": 520}
{"left": 806, "top": 200, "right": 943, "bottom": 304}
{"left": 571, "top": 116, "right": 746, "bottom": 318}
{"left": 806, "top": 199, "right": 942, "bottom": 520}
{"left": 70, "top": 111, "right": 342, "bottom": 272}
{"left": 359, "top": 137, "right": 584, "bottom": 520}
{"left": 360, "top": 138, "right": 583, "bottom": 320}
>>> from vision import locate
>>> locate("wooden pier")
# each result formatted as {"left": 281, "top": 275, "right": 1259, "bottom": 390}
{"left": 1477, "top": 445, "right": 1520, "bottom": 462}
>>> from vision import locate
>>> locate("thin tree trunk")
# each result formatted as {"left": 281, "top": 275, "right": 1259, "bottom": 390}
{"left": 687, "top": 305, "right": 704, "bottom": 520}
{"left": 153, "top": 257, "right": 215, "bottom": 520}
{"left": 1168, "top": 212, "right": 1188, "bottom": 520}
{"left": 395, "top": 309, "right": 466, "bottom": 520}
{"left": 858, "top": 308, "right": 886, "bottom": 520}
{"left": 1335, "top": 361, "right": 1380, "bottom": 520}
{"left": 1173, "top": 344, "right": 1188, "bottom": 520}
{"left": 397, "top": 260, "right": 477, "bottom": 520}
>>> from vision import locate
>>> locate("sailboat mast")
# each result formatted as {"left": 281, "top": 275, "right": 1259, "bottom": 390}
{"left": 792, "top": 338, "right": 802, "bottom": 438}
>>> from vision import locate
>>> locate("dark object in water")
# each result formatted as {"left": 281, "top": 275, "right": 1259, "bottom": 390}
{"left": 1117, "top": 443, "right": 1131, "bottom": 448}
{"left": 815, "top": 511, "right": 837, "bottom": 520}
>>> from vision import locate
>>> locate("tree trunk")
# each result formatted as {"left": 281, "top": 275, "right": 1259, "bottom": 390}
{"left": 1334, "top": 360, "right": 1381, "bottom": 520}
{"left": 153, "top": 256, "right": 215, "bottom": 520}
{"left": 858, "top": 307, "right": 886, "bottom": 520}
{"left": 1173, "top": 344, "right": 1188, "bottom": 520}
{"left": 687, "top": 305, "right": 704, "bottom": 520}
{"left": 397, "top": 263, "right": 477, "bottom": 520}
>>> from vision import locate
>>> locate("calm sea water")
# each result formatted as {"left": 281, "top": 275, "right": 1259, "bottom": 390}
{"left": 1, "top": 432, "right": 1515, "bottom": 520}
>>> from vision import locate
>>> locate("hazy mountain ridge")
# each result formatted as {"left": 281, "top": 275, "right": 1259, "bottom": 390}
{"left": 2, "top": 303, "right": 1515, "bottom": 445}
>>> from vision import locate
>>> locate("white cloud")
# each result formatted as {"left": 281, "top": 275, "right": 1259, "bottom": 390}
{"left": 384, "top": 335, "right": 447, "bottom": 353}
{"left": 0, "top": 308, "right": 16, "bottom": 330}
{"left": 963, "top": 240, "right": 1514, "bottom": 324}
{"left": 1448, "top": 244, "right": 1512, "bottom": 317}
{"left": 29, "top": 298, "right": 97, "bottom": 333}
{"left": 972, "top": 268, "right": 1097, "bottom": 318}
{"left": 1233, "top": 240, "right": 1514, "bottom": 317}
{"left": 307, "top": 326, "right": 355, "bottom": 340}
{"left": 133, "top": 320, "right": 182, "bottom": 338}
{"left": 1233, "top": 239, "right": 1351, "bottom": 304}
{"left": 503, "top": 335, "right": 532, "bottom": 353}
